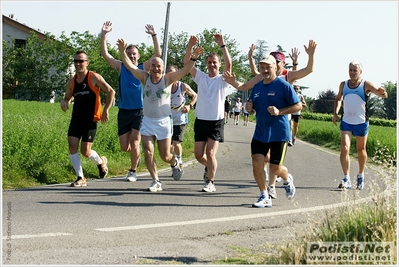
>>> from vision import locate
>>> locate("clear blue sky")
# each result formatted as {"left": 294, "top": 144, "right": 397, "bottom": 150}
{"left": 2, "top": 1, "right": 397, "bottom": 98}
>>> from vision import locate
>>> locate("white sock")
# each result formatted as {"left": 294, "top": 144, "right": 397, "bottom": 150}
{"left": 261, "top": 190, "right": 269, "bottom": 198}
{"left": 70, "top": 153, "right": 84, "bottom": 177}
{"left": 88, "top": 150, "right": 102, "bottom": 165}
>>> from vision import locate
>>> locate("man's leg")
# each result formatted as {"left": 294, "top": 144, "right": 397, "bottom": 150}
{"left": 340, "top": 131, "right": 352, "bottom": 176}
{"left": 141, "top": 135, "right": 158, "bottom": 180}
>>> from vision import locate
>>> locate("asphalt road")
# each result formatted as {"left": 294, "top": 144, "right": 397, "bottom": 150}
{"left": 2, "top": 118, "right": 390, "bottom": 265}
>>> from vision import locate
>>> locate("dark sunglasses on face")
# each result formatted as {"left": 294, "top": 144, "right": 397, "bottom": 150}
{"left": 73, "top": 59, "right": 87, "bottom": 63}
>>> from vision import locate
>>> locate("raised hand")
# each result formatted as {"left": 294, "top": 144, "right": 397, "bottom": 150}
{"left": 188, "top": 35, "right": 198, "bottom": 47}
{"left": 145, "top": 24, "right": 156, "bottom": 35}
{"left": 102, "top": 21, "right": 113, "bottom": 34}
{"left": 116, "top": 38, "right": 127, "bottom": 53}
{"left": 289, "top": 47, "right": 300, "bottom": 63}
{"left": 192, "top": 46, "right": 204, "bottom": 59}
{"left": 222, "top": 71, "right": 236, "bottom": 85}
{"left": 304, "top": 40, "right": 317, "bottom": 56}
{"left": 248, "top": 44, "right": 256, "bottom": 57}
{"left": 213, "top": 33, "right": 225, "bottom": 46}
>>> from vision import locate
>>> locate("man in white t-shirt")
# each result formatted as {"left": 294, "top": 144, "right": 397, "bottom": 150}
{"left": 233, "top": 98, "right": 243, "bottom": 125}
{"left": 184, "top": 34, "right": 232, "bottom": 193}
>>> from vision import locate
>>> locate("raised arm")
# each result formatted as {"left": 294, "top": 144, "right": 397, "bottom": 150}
{"left": 287, "top": 40, "right": 317, "bottom": 84}
{"left": 248, "top": 44, "right": 260, "bottom": 76}
{"left": 142, "top": 24, "right": 162, "bottom": 72}
{"left": 117, "top": 38, "right": 148, "bottom": 85}
{"left": 365, "top": 81, "right": 388, "bottom": 99}
{"left": 214, "top": 33, "right": 232, "bottom": 73}
{"left": 168, "top": 46, "right": 204, "bottom": 85}
{"left": 332, "top": 81, "right": 344, "bottom": 125}
{"left": 223, "top": 71, "right": 262, "bottom": 91}
{"left": 100, "top": 21, "right": 121, "bottom": 72}
{"left": 289, "top": 47, "right": 300, "bottom": 71}
{"left": 183, "top": 35, "right": 198, "bottom": 77}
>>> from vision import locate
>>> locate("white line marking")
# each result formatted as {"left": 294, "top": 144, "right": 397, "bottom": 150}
{"left": 96, "top": 194, "right": 380, "bottom": 232}
{"left": 2, "top": 232, "right": 72, "bottom": 240}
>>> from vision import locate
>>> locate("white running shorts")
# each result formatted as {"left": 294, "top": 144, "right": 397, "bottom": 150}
{"left": 140, "top": 115, "right": 172, "bottom": 140}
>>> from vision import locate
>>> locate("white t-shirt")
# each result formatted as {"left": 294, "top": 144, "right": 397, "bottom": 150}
{"left": 233, "top": 101, "right": 242, "bottom": 112}
{"left": 192, "top": 68, "right": 229, "bottom": 120}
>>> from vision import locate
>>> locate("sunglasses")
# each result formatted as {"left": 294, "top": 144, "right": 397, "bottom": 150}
{"left": 73, "top": 59, "right": 87, "bottom": 63}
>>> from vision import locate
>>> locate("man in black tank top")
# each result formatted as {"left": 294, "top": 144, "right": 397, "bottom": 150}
{"left": 61, "top": 50, "right": 115, "bottom": 187}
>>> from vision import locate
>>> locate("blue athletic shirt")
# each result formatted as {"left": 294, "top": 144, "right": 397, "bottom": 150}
{"left": 249, "top": 78, "right": 300, "bottom": 143}
{"left": 118, "top": 63, "right": 144, "bottom": 109}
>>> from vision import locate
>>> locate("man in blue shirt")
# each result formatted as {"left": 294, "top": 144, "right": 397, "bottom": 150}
{"left": 223, "top": 54, "right": 302, "bottom": 208}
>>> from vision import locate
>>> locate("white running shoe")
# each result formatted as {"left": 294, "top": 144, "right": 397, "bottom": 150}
{"left": 339, "top": 176, "right": 352, "bottom": 189}
{"left": 284, "top": 174, "right": 296, "bottom": 200}
{"left": 268, "top": 186, "right": 277, "bottom": 199}
{"left": 202, "top": 180, "right": 216, "bottom": 192}
{"left": 252, "top": 194, "right": 272, "bottom": 208}
{"left": 126, "top": 170, "right": 137, "bottom": 182}
{"left": 356, "top": 174, "right": 364, "bottom": 190}
{"left": 148, "top": 180, "right": 162, "bottom": 192}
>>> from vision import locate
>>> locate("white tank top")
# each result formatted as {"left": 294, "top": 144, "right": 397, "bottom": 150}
{"left": 143, "top": 75, "right": 171, "bottom": 118}
{"left": 171, "top": 81, "right": 188, "bottom": 125}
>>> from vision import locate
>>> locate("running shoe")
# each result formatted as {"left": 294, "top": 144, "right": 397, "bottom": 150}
{"left": 356, "top": 174, "right": 364, "bottom": 190}
{"left": 268, "top": 186, "right": 277, "bottom": 199}
{"left": 171, "top": 162, "right": 183, "bottom": 181}
{"left": 70, "top": 176, "right": 87, "bottom": 187}
{"left": 97, "top": 156, "right": 108, "bottom": 178}
{"left": 284, "top": 174, "right": 296, "bottom": 200}
{"left": 338, "top": 176, "right": 352, "bottom": 189}
{"left": 252, "top": 194, "right": 272, "bottom": 208}
{"left": 202, "top": 180, "right": 216, "bottom": 192}
{"left": 126, "top": 170, "right": 137, "bottom": 182}
{"left": 148, "top": 180, "right": 162, "bottom": 192}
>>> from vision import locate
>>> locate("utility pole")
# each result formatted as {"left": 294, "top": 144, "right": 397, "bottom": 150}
{"left": 162, "top": 2, "right": 171, "bottom": 71}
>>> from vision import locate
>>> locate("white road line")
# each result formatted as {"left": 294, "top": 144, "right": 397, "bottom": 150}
{"left": 2, "top": 232, "right": 72, "bottom": 240}
{"left": 95, "top": 195, "right": 377, "bottom": 232}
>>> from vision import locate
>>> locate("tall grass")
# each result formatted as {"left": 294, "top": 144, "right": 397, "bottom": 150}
{"left": 217, "top": 184, "right": 397, "bottom": 265}
{"left": 2, "top": 100, "right": 195, "bottom": 189}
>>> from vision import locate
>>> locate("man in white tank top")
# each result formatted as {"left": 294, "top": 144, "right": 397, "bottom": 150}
{"left": 117, "top": 38, "right": 203, "bottom": 192}
{"left": 333, "top": 61, "right": 388, "bottom": 190}
{"left": 167, "top": 65, "right": 197, "bottom": 174}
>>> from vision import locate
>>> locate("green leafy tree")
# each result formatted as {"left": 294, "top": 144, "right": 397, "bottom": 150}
{"left": 313, "top": 89, "right": 337, "bottom": 114}
{"left": 382, "top": 81, "right": 397, "bottom": 120}
{"left": 302, "top": 95, "right": 314, "bottom": 112}
{"left": 367, "top": 94, "right": 385, "bottom": 118}
{"left": 165, "top": 28, "right": 252, "bottom": 92}
{"left": 2, "top": 32, "right": 73, "bottom": 101}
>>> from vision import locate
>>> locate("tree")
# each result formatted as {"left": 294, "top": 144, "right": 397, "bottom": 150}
{"left": 382, "top": 81, "right": 397, "bottom": 120}
{"left": 165, "top": 28, "right": 252, "bottom": 93}
{"left": 3, "top": 32, "right": 73, "bottom": 101}
{"left": 313, "top": 89, "right": 337, "bottom": 114}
